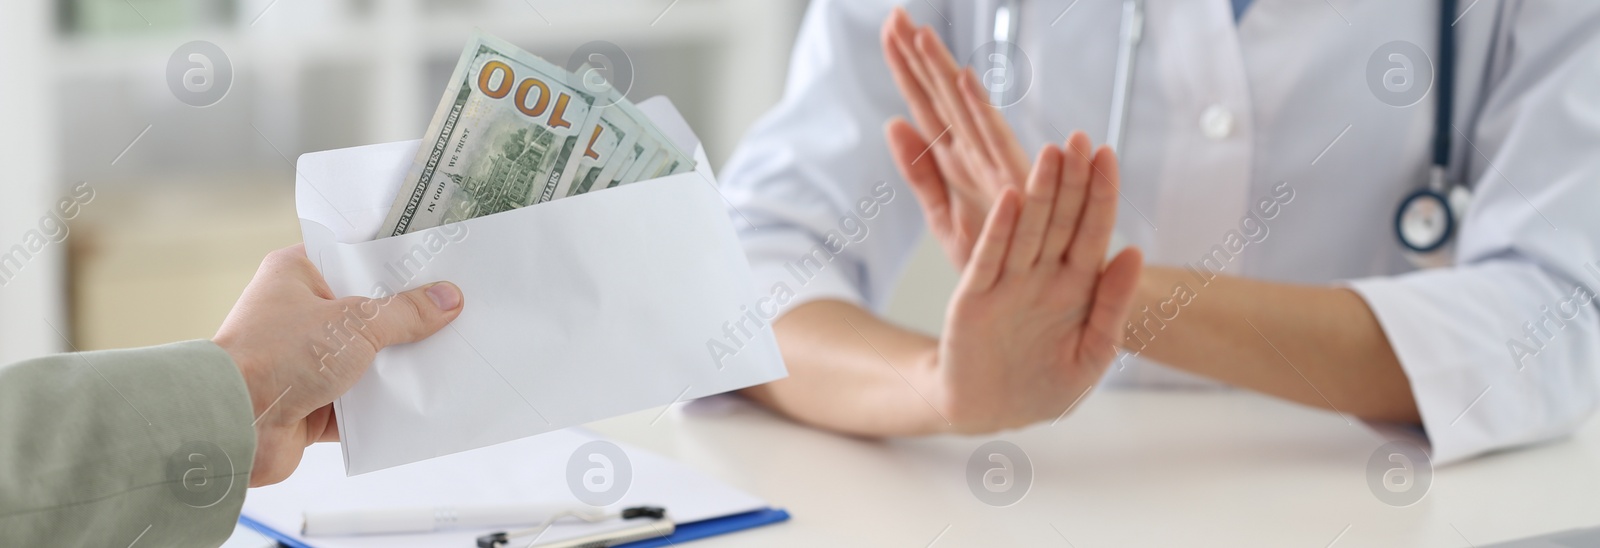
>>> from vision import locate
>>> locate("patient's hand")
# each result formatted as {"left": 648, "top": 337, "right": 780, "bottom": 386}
{"left": 882, "top": 7, "right": 1096, "bottom": 269}
{"left": 932, "top": 144, "right": 1143, "bottom": 432}
{"left": 213, "top": 245, "right": 464, "bottom": 486}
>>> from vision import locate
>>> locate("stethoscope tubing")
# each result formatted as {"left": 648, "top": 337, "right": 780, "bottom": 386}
{"left": 993, "top": 0, "right": 1469, "bottom": 255}
{"left": 1106, "top": 0, "right": 1143, "bottom": 154}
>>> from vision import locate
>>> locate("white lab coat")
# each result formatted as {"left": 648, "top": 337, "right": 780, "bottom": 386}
{"left": 718, "top": 0, "right": 1600, "bottom": 464}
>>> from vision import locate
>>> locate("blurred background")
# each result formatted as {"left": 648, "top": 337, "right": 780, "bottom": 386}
{"left": 0, "top": 0, "right": 957, "bottom": 361}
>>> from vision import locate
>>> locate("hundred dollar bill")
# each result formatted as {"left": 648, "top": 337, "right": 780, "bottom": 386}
{"left": 626, "top": 148, "right": 670, "bottom": 187}
{"left": 612, "top": 108, "right": 694, "bottom": 184}
{"left": 560, "top": 81, "right": 696, "bottom": 199}
{"left": 379, "top": 31, "right": 604, "bottom": 237}
{"left": 605, "top": 139, "right": 652, "bottom": 190}
{"left": 564, "top": 109, "right": 634, "bottom": 198}
{"left": 582, "top": 63, "right": 697, "bottom": 182}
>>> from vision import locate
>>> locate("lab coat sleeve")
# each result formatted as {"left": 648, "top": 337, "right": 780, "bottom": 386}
{"left": 719, "top": 0, "right": 936, "bottom": 315}
{"left": 1348, "top": 4, "right": 1600, "bottom": 465}
{"left": 0, "top": 341, "right": 256, "bottom": 546}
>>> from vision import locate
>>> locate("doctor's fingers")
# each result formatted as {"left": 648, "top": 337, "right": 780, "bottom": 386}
{"left": 961, "top": 188, "right": 1022, "bottom": 293}
{"left": 932, "top": 145, "right": 990, "bottom": 207}
{"left": 887, "top": 119, "right": 957, "bottom": 235}
{"left": 888, "top": 20, "right": 960, "bottom": 145}
{"left": 1065, "top": 147, "right": 1123, "bottom": 277}
{"left": 882, "top": 9, "right": 947, "bottom": 139}
{"left": 1077, "top": 247, "right": 1144, "bottom": 367}
{"left": 901, "top": 30, "right": 1006, "bottom": 188}
{"left": 1040, "top": 133, "right": 1096, "bottom": 263}
{"left": 913, "top": 28, "right": 1014, "bottom": 173}
{"left": 912, "top": 28, "right": 994, "bottom": 166}
{"left": 958, "top": 69, "right": 1031, "bottom": 177}
{"left": 1006, "top": 146, "right": 1065, "bottom": 272}
{"left": 885, "top": 115, "right": 982, "bottom": 213}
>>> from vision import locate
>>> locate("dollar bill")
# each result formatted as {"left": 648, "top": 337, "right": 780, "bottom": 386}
{"left": 379, "top": 32, "right": 700, "bottom": 237}
{"left": 620, "top": 120, "right": 694, "bottom": 183}
{"left": 625, "top": 148, "right": 666, "bottom": 187}
{"left": 379, "top": 31, "right": 604, "bottom": 236}
{"left": 564, "top": 108, "right": 633, "bottom": 198}
{"left": 576, "top": 62, "right": 697, "bottom": 187}
{"left": 563, "top": 106, "right": 692, "bottom": 197}
{"left": 605, "top": 139, "right": 652, "bottom": 189}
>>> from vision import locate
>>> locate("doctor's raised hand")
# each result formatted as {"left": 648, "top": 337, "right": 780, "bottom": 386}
{"left": 882, "top": 6, "right": 1045, "bottom": 268}
{"left": 935, "top": 145, "right": 1143, "bottom": 432}
{"left": 743, "top": 143, "right": 1142, "bottom": 435}
{"left": 873, "top": 8, "right": 1421, "bottom": 427}
{"left": 722, "top": 0, "right": 1600, "bottom": 469}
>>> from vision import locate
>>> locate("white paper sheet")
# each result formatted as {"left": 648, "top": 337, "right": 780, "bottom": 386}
{"left": 241, "top": 430, "right": 770, "bottom": 547}
{"left": 295, "top": 98, "right": 788, "bottom": 474}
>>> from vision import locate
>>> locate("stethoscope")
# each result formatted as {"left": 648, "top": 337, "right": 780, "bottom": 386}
{"left": 1395, "top": 0, "right": 1471, "bottom": 261}
{"left": 992, "top": 0, "right": 1473, "bottom": 262}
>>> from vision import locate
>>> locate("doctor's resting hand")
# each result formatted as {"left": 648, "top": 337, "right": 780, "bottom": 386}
{"left": 0, "top": 244, "right": 463, "bottom": 547}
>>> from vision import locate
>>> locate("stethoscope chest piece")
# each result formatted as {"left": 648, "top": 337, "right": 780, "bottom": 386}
{"left": 1395, "top": 182, "right": 1472, "bottom": 268}
{"left": 1395, "top": 188, "right": 1454, "bottom": 253}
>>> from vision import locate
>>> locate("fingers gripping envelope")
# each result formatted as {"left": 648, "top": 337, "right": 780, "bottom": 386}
{"left": 295, "top": 98, "right": 788, "bottom": 475}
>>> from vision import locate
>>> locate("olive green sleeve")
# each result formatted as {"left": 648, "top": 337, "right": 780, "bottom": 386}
{"left": 0, "top": 340, "right": 256, "bottom": 547}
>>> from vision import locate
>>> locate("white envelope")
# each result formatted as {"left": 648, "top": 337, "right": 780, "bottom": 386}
{"left": 295, "top": 98, "right": 788, "bottom": 475}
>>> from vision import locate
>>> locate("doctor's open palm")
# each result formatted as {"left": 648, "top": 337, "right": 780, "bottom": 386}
{"left": 876, "top": 6, "right": 1145, "bottom": 430}
{"left": 935, "top": 145, "right": 1143, "bottom": 432}
{"left": 882, "top": 7, "right": 1041, "bottom": 269}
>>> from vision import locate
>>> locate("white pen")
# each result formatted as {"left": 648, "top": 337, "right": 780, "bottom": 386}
{"left": 302, "top": 503, "right": 580, "bottom": 536}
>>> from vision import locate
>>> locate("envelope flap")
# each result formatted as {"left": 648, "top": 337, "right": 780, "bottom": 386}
{"left": 636, "top": 96, "right": 700, "bottom": 163}
{"left": 297, "top": 141, "right": 417, "bottom": 245}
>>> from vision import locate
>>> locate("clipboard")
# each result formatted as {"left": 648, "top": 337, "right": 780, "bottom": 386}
{"left": 239, "top": 509, "right": 792, "bottom": 548}
{"left": 238, "top": 429, "right": 789, "bottom": 547}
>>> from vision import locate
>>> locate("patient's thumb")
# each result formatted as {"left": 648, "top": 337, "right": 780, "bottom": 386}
{"left": 364, "top": 282, "right": 464, "bottom": 349}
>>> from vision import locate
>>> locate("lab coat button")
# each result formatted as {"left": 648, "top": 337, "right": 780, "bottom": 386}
{"left": 1200, "top": 104, "right": 1235, "bottom": 139}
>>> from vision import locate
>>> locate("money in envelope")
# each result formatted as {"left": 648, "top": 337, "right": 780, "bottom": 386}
{"left": 294, "top": 33, "right": 787, "bottom": 475}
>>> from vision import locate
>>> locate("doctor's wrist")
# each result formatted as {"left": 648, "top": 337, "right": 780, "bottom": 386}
{"left": 913, "top": 348, "right": 963, "bottom": 436}
{"left": 1116, "top": 266, "right": 1179, "bottom": 350}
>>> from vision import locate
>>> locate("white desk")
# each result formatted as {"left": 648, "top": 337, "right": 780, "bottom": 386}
{"left": 584, "top": 391, "right": 1600, "bottom": 547}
